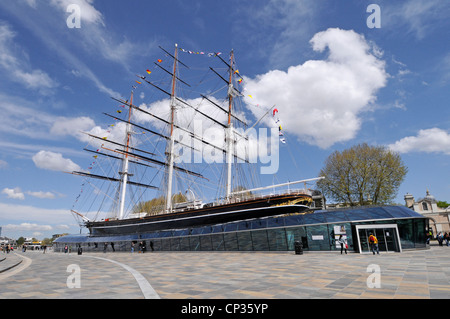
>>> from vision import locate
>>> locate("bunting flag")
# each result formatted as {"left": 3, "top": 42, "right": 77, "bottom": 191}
{"left": 157, "top": 59, "right": 162, "bottom": 63}
{"left": 146, "top": 69, "right": 152, "bottom": 74}
{"left": 272, "top": 106, "right": 286, "bottom": 144}
{"left": 117, "top": 110, "right": 122, "bottom": 113}
{"left": 135, "top": 80, "right": 142, "bottom": 84}
{"left": 238, "top": 78, "right": 243, "bottom": 84}
{"left": 179, "top": 48, "right": 222, "bottom": 57}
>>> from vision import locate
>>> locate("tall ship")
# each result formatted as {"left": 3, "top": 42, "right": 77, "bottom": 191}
{"left": 69, "top": 45, "right": 322, "bottom": 237}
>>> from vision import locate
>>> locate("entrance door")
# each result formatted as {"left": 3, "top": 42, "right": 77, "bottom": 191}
{"left": 355, "top": 224, "right": 402, "bottom": 254}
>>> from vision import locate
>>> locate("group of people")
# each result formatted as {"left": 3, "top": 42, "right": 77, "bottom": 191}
{"left": 130, "top": 241, "right": 154, "bottom": 253}
{"left": 1, "top": 244, "right": 13, "bottom": 253}
{"left": 337, "top": 233, "right": 380, "bottom": 255}
{"left": 436, "top": 232, "right": 450, "bottom": 246}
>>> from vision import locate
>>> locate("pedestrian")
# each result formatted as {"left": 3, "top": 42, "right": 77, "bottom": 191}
{"left": 110, "top": 242, "right": 115, "bottom": 252}
{"left": 445, "top": 232, "right": 449, "bottom": 247}
{"left": 338, "top": 235, "right": 347, "bottom": 254}
{"left": 150, "top": 241, "right": 154, "bottom": 252}
{"left": 131, "top": 242, "right": 135, "bottom": 253}
{"left": 437, "top": 232, "right": 443, "bottom": 246}
{"left": 142, "top": 241, "right": 146, "bottom": 253}
{"left": 64, "top": 245, "right": 68, "bottom": 254}
{"left": 368, "top": 233, "right": 379, "bottom": 255}
{"left": 43, "top": 245, "right": 47, "bottom": 254}
{"left": 103, "top": 242, "right": 108, "bottom": 253}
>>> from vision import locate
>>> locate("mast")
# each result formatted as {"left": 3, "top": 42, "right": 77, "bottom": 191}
{"left": 225, "top": 50, "right": 234, "bottom": 201}
{"left": 165, "top": 43, "right": 178, "bottom": 213}
{"left": 118, "top": 91, "right": 134, "bottom": 220}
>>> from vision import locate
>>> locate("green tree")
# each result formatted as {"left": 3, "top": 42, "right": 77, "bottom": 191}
{"left": 437, "top": 201, "right": 449, "bottom": 209}
{"left": 317, "top": 143, "right": 408, "bottom": 206}
{"left": 16, "top": 237, "right": 25, "bottom": 245}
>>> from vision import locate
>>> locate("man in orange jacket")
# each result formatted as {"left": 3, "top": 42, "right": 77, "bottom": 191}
{"left": 368, "top": 233, "right": 379, "bottom": 255}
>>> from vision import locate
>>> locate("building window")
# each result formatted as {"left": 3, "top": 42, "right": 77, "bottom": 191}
{"left": 422, "top": 202, "right": 428, "bottom": 211}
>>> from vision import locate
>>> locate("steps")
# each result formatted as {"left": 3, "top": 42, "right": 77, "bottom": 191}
{"left": 0, "top": 254, "right": 23, "bottom": 273}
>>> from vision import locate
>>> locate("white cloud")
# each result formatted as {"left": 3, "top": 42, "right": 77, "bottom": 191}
{"left": 3, "top": 223, "right": 53, "bottom": 231}
{"left": 1, "top": 188, "right": 25, "bottom": 200}
{"left": 0, "top": 22, "right": 57, "bottom": 94}
{"left": 50, "top": 116, "right": 96, "bottom": 140}
{"left": 243, "top": 28, "right": 388, "bottom": 149}
{"left": 388, "top": 128, "right": 450, "bottom": 155}
{"left": 32, "top": 150, "right": 81, "bottom": 172}
{"left": 49, "top": 0, "right": 104, "bottom": 25}
{"left": 26, "top": 191, "right": 56, "bottom": 199}
{"left": 0, "top": 202, "right": 74, "bottom": 225}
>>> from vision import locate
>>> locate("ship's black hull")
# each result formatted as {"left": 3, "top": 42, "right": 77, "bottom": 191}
{"left": 87, "top": 193, "right": 312, "bottom": 236}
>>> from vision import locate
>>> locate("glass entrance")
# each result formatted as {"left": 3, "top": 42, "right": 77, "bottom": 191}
{"left": 356, "top": 225, "right": 401, "bottom": 253}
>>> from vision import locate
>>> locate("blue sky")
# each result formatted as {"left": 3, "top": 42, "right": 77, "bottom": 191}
{"left": 0, "top": 0, "right": 449, "bottom": 240}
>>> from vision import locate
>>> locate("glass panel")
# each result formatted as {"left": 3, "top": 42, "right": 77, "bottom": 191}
{"left": 224, "top": 232, "right": 238, "bottom": 251}
{"left": 211, "top": 234, "right": 225, "bottom": 251}
{"left": 251, "top": 230, "right": 269, "bottom": 251}
{"left": 237, "top": 232, "right": 253, "bottom": 251}
{"left": 397, "top": 219, "right": 415, "bottom": 249}
{"left": 414, "top": 219, "right": 427, "bottom": 248}
{"left": 212, "top": 225, "right": 224, "bottom": 233}
{"left": 267, "top": 217, "right": 285, "bottom": 228}
{"left": 358, "top": 229, "right": 370, "bottom": 253}
{"left": 190, "top": 236, "right": 200, "bottom": 251}
{"left": 375, "top": 228, "right": 387, "bottom": 252}
{"left": 251, "top": 219, "right": 267, "bottom": 230}
{"left": 330, "top": 224, "right": 351, "bottom": 251}
{"left": 344, "top": 209, "right": 371, "bottom": 221}
{"left": 324, "top": 212, "right": 349, "bottom": 223}
{"left": 161, "top": 238, "right": 171, "bottom": 251}
{"left": 152, "top": 239, "right": 162, "bottom": 251}
{"left": 285, "top": 227, "right": 308, "bottom": 250}
{"left": 237, "top": 221, "right": 251, "bottom": 231}
{"left": 200, "top": 235, "right": 213, "bottom": 251}
{"left": 302, "top": 213, "right": 327, "bottom": 225}
{"left": 180, "top": 237, "right": 190, "bottom": 251}
{"left": 267, "top": 228, "right": 287, "bottom": 251}
{"left": 170, "top": 237, "right": 180, "bottom": 251}
{"left": 283, "top": 215, "right": 304, "bottom": 226}
{"left": 306, "top": 225, "right": 330, "bottom": 251}
{"left": 224, "top": 222, "right": 238, "bottom": 232}
{"left": 383, "top": 228, "right": 397, "bottom": 252}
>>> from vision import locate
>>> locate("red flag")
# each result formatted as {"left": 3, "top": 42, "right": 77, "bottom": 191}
{"left": 273, "top": 108, "right": 278, "bottom": 116}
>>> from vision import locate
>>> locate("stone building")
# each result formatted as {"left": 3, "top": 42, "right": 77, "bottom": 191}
{"left": 405, "top": 190, "right": 450, "bottom": 234}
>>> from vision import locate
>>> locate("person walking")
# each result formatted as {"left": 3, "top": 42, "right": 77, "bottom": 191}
{"left": 437, "top": 232, "right": 444, "bottom": 246}
{"left": 368, "top": 233, "right": 379, "bottom": 255}
{"left": 338, "top": 235, "right": 347, "bottom": 254}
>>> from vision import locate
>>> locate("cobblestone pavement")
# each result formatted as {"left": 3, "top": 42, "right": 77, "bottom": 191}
{"left": 1, "top": 245, "right": 450, "bottom": 299}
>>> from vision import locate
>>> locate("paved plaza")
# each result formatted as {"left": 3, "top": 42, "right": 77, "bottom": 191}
{"left": 1, "top": 245, "right": 450, "bottom": 299}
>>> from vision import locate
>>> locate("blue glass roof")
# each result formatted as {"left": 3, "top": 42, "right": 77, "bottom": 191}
{"left": 54, "top": 206, "right": 424, "bottom": 243}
